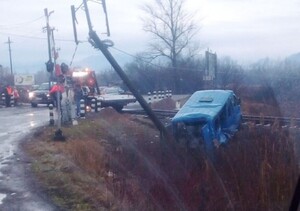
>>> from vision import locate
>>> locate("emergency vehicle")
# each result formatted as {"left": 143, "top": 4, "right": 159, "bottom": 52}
{"left": 70, "top": 68, "right": 136, "bottom": 111}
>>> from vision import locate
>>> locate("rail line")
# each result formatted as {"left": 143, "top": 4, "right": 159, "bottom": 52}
{"left": 122, "top": 109, "right": 300, "bottom": 128}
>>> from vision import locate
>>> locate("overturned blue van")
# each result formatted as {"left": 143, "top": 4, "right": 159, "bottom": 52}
{"left": 172, "top": 90, "right": 242, "bottom": 151}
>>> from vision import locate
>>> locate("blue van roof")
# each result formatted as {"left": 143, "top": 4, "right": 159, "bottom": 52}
{"left": 172, "top": 90, "right": 233, "bottom": 124}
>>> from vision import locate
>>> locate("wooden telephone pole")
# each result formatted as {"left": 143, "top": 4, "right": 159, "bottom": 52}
{"left": 5, "top": 37, "right": 13, "bottom": 73}
{"left": 5, "top": 37, "right": 14, "bottom": 85}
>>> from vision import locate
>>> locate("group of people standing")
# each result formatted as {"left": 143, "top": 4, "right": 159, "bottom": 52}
{"left": 0, "top": 84, "right": 19, "bottom": 107}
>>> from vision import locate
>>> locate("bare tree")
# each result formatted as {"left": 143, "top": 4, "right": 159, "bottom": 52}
{"left": 141, "top": 0, "right": 199, "bottom": 93}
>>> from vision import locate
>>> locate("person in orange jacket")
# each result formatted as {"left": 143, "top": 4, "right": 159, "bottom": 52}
{"left": 49, "top": 83, "right": 64, "bottom": 108}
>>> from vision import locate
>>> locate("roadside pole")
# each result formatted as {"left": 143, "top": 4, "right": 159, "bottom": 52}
{"left": 54, "top": 83, "right": 65, "bottom": 141}
{"left": 44, "top": 8, "right": 54, "bottom": 89}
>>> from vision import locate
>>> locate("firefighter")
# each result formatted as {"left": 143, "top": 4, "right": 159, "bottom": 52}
{"left": 4, "top": 84, "right": 13, "bottom": 107}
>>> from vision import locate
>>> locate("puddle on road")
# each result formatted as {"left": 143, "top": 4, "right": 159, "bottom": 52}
{"left": 0, "top": 193, "right": 7, "bottom": 204}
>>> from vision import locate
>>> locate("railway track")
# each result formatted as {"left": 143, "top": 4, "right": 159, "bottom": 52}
{"left": 122, "top": 109, "right": 300, "bottom": 128}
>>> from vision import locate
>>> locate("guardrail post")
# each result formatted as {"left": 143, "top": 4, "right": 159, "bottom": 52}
{"left": 10, "top": 94, "right": 14, "bottom": 107}
{"left": 80, "top": 99, "right": 85, "bottom": 118}
{"left": 1, "top": 93, "right": 5, "bottom": 103}
{"left": 49, "top": 104, "right": 54, "bottom": 126}
{"left": 148, "top": 92, "right": 151, "bottom": 104}
{"left": 162, "top": 90, "right": 165, "bottom": 99}
{"left": 169, "top": 90, "right": 172, "bottom": 98}
{"left": 91, "top": 98, "right": 96, "bottom": 112}
{"left": 153, "top": 91, "right": 157, "bottom": 100}
{"left": 96, "top": 98, "right": 101, "bottom": 112}
{"left": 158, "top": 91, "right": 161, "bottom": 99}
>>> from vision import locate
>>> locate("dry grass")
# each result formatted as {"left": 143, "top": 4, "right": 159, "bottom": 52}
{"left": 22, "top": 96, "right": 299, "bottom": 210}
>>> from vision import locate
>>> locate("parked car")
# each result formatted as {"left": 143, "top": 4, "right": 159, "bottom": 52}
{"left": 28, "top": 82, "right": 55, "bottom": 107}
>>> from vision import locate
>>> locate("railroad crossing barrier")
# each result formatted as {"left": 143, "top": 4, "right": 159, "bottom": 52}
{"left": 49, "top": 104, "right": 54, "bottom": 126}
{"left": 80, "top": 99, "right": 86, "bottom": 118}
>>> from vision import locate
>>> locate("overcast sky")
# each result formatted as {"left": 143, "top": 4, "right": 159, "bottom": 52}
{"left": 0, "top": 0, "right": 300, "bottom": 74}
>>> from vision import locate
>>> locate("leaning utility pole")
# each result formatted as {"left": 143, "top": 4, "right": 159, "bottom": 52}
{"left": 74, "top": 0, "right": 170, "bottom": 141}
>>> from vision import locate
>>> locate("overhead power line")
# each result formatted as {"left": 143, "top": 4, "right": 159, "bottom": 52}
{"left": 111, "top": 46, "right": 202, "bottom": 72}
{"left": 0, "top": 15, "right": 44, "bottom": 29}
{"left": 0, "top": 31, "right": 77, "bottom": 43}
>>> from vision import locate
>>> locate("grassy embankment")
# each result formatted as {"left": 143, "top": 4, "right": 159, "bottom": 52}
{"left": 23, "top": 96, "right": 299, "bottom": 210}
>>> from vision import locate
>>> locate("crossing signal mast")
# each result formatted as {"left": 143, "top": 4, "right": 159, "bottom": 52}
{"left": 70, "top": 0, "right": 169, "bottom": 141}
{"left": 71, "top": 0, "right": 110, "bottom": 45}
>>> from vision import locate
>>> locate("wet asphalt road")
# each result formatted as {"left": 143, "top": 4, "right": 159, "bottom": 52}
{"left": 0, "top": 105, "right": 58, "bottom": 211}
{"left": 0, "top": 95, "right": 186, "bottom": 211}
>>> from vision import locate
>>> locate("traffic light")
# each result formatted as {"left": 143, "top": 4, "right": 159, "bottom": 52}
{"left": 46, "top": 60, "right": 54, "bottom": 72}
